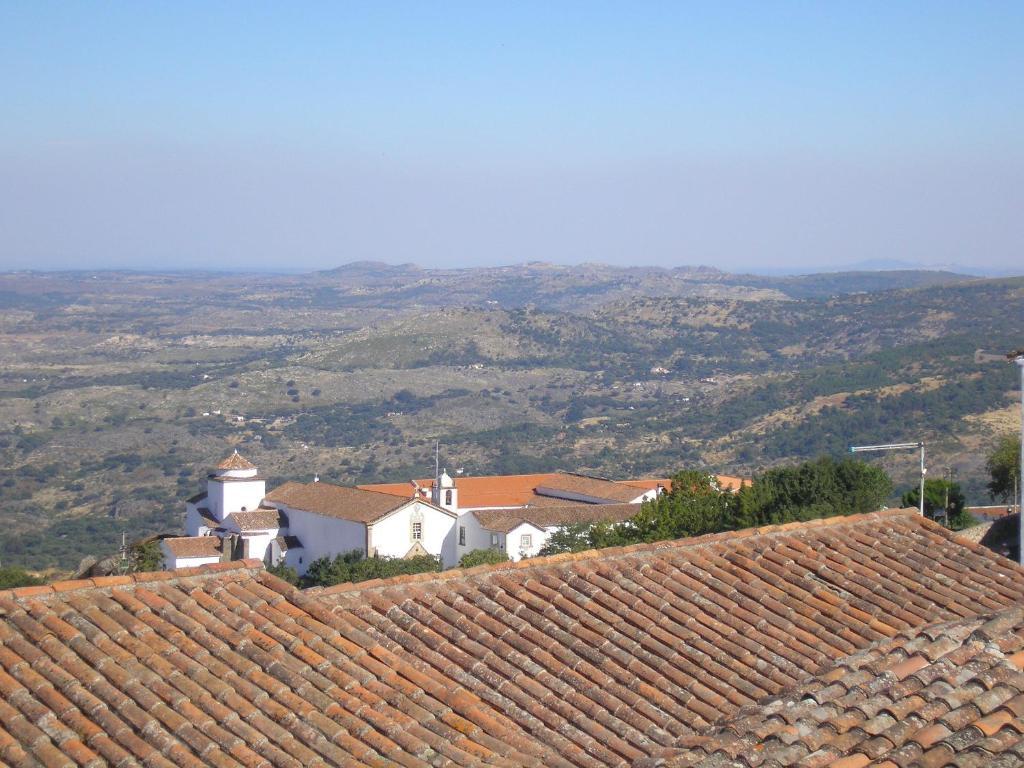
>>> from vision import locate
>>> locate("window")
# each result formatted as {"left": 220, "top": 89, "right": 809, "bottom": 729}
{"left": 445, "top": 490, "right": 453, "bottom": 505}
{"left": 520, "top": 534, "right": 532, "bottom": 550}
{"left": 458, "top": 526, "right": 466, "bottom": 546}
{"left": 490, "top": 533, "right": 501, "bottom": 548}
{"left": 410, "top": 509, "right": 424, "bottom": 543}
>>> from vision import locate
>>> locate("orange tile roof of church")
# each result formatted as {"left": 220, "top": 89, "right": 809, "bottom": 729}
{"left": 361, "top": 472, "right": 749, "bottom": 508}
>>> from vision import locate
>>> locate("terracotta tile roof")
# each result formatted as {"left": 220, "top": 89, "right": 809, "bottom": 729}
{"left": 639, "top": 606, "right": 1024, "bottom": 767}
{"left": 216, "top": 449, "right": 256, "bottom": 470}
{"left": 970, "top": 504, "right": 1019, "bottom": 521}
{"left": 474, "top": 502, "right": 642, "bottom": 533}
{"left": 197, "top": 509, "right": 219, "bottom": 529}
{"left": 274, "top": 534, "right": 303, "bottom": 551}
{"left": 536, "top": 472, "right": 647, "bottom": 503}
{"left": 621, "top": 475, "right": 749, "bottom": 494}
{"left": 361, "top": 473, "right": 561, "bottom": 507}
{"left": 317, "top": 510, "right": 1024, "bottom": 767}
{"left": 161, "top": 535, "right": 223, "bottom": 558}
{"left": 0, "top": 561, "right": 552, "bottom": 768}
{"left": 362, "top": 473, "right": 747, "bottom": 508}
{"left": 4, "top": 512, "right": 1024, "bottom": 767}
{"left": 224, "top": 508, "right": 285, "bottom": 531}
{"left": 265, "top": 480, "right": 416, "bottom": 523}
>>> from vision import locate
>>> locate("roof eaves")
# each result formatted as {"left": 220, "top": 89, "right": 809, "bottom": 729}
{"left": 314, "top": 508, "right": 928, "bottom": 597}
{"left": 0, "top": 559, "right": 266, "bottom": 603}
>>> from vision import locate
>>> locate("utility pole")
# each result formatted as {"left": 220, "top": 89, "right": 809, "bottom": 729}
{"left": 850, "top": 441, "right": 926, "bottom": 517}
{"left": 1013, "top": 350, "right": 1024, "bottom": 564}
{"left": 118, "top": 531, "right": 129, "bottom": 575}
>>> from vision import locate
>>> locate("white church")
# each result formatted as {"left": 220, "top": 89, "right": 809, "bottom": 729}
{"left": 162, "top": 450, "right": 746, "bottom": 574}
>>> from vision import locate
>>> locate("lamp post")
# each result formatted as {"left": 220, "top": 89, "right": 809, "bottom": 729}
{"left": 850, "top": 441, "right": 926, "bottom": 517}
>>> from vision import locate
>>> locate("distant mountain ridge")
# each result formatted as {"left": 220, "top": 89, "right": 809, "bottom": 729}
{"left": 303, "top": 260, "right": 978, "bottom": 309}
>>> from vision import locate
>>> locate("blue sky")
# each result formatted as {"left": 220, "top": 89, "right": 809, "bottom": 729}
{"left": 1, "top": 2, "right": 1021, "bottom": 272}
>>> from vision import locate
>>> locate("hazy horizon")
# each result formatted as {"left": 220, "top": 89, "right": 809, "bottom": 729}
{"left": 2, "top": 2, "right": 1021, "bottom": 274}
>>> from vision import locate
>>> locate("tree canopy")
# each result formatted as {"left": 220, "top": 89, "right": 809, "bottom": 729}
{"left": 0, "top": 566, "right": 44, "bottom": 589}
{"left": 540, "top": 457, "right": 894, "bottom": 557}
{"left": 901, "top": 478, "right": 971, "bottom": 530}
{"left": 300, "top": 550, "right": 440, "bottom": 589}
{"left": 458, "top": 548, "right": 510, "bottom": 568}
{"left": 987, "top": 434, "right": 1021, "bottom": 503}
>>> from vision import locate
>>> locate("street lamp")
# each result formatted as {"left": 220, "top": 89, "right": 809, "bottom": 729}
{"left": 850, "top": 441, "right": 926, "bottom": 517}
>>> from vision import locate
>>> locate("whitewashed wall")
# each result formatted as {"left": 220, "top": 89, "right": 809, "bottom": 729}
{"left": 458, "top": 512, "right": 503, "bottom": 562}
{"left": 160, "top": 542, "right": 221, "bottom": 571}
{"left": 184, "top": 505, "right": 214, "bottom": 537}
{"left": 206, "top": 478, "right": 265, "bottom": 520}
{"left": 506, "top": 522, "right": 548, "bottom": 561}
{"left": 369, "top": 501, "right": 457, "bottom": 566}
{"left": 276, "top": 506, "right": 367, "bottom": 575}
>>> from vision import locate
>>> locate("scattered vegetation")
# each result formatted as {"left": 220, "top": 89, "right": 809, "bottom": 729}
{"left": 267, "top": 562, "right": 299, "bottom": 585}
{"left": 987, "top": 434, "right": 1021, "bottom": 503}
{"left": 0, "top": 566, "right": 45, "bottom": 589}
{"left": 540, "top": 458, "right": 894, "bottom": 555}
{"left": 901, "top": 479, "right": 971, "bottom": 530}
{"left": 299, "top": 551, "right": 441, "bottom": 588}
{"left": 0, "top": 267, "right": 1019, "bottom": 571}
{"left": 458, "top": 548, "right": 510, "bottom": 568}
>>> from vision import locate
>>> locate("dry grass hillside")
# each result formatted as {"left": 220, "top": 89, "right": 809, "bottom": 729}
{"left": 0, "top": 264, "right": 1019, "bottom": 572}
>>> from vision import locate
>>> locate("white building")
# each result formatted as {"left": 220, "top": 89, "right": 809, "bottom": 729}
{"left": 361, "top": 469, "right": 670, "bottom": 562}
{"left": 165, "top": 451, "right": 748, "bottom": 571}
{"left": 165, "top": 451, "right": 458, "bottom": 573}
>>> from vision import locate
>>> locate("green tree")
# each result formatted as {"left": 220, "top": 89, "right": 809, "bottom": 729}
{"left": 986, "top": 434, "right": 1021, "bottom": 503}
{"left": 621, "top": 469, "right": 735, "bottom": 543}
{"left": 300, "top": 551, "right": 440, "bottom": 588}
{"left": 130, "top": 540, "right": 164, "bottom": 573}
{"left": 458, "top": 548, "right": 510, "bottom": 568}
{"left": 732, "top": 457, "right": 892, "bottom": 529}
{"left": 538, "top": 523, "right": 602, "bottom": 556}
{"left": 267, "top": 561, "right": 299, "bottom": 585}
{"left": 0, "top": 566, "right": 44, "bottom": 589}
{"left": 901, "top": 478, "right": 970, "bottom": 530}
{"left": 540, "top": 458, "right": 894, "bottom": 558}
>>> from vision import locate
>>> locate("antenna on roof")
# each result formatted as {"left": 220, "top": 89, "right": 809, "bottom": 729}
{"left": 435, "top": 440, "right": 440, "bottom": 480}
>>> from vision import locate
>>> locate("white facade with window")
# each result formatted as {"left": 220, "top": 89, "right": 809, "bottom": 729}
{"left": 506, "top": 522, "right": 548, "bottom": 560}
{"left": 368, "top": 500, "right": 457, "bottom": 565}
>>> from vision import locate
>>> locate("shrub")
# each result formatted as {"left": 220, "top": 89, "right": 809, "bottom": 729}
{"left": 0, "top": 566, "right": 44, "bottom": 589}
{"left": 267, "top": 562, "right": 299, "bottom": 585}
{"left": 300, "top": 551, "right": 440, "bottom": 588}
{"left": 458, "top": 548, "right": 511, "bottom": 568}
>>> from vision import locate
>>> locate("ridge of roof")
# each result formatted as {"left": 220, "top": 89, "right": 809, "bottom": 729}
{"left": 314, "top": 508, "right": 924, "bottom": 596}
{"left": 474, "top": 502, "right": 642, "bottom": 533}
{"left": 637, "top": 604, "right": 1024, "bottom": 767}
{"left": 0, "top": 558, "right": 266, "bottom": 603}
{"left": 215, "top": 449, "right": 256, "bottom": 470}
